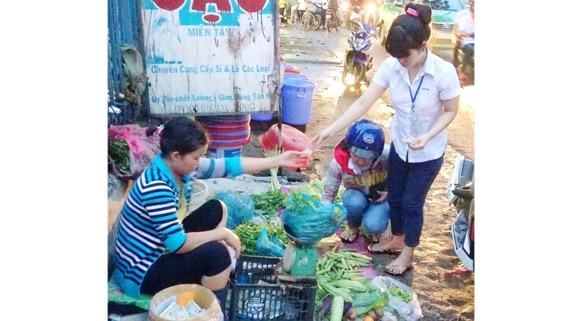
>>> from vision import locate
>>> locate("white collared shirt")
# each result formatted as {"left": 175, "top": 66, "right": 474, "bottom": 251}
{"left": 372, "top": 50, "right": 460, "bottom": 163}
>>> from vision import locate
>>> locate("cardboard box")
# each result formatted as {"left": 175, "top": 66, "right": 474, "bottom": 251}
{"left": 149, "top": 284, "right": 223, "bottom": 321}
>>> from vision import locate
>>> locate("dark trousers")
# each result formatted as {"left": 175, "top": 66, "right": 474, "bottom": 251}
{"left": 387, "top": 144, "right": 444, "bottom": 247}
{"left": 140, "top": 200, "right": 231, "bottom": 295}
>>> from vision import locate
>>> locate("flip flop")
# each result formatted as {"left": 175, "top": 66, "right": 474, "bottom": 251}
{"left": 384, "top": 264, "right": 414, "bottom": 276}
{"left": 367, "top": 244, "right": 403, "bottom": 254}
{"left": 339, "top": 230, "right": 360, "bottom": 243}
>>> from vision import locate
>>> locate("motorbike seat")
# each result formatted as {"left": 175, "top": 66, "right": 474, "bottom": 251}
{"left": 452, "top": 181, "right": 474, "bottom": 200}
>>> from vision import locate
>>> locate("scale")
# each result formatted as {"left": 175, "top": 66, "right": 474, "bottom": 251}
{"left": 278, "top": 225, "right": 322, "bottom": 282}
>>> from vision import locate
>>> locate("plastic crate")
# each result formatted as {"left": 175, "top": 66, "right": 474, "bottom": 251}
{"left": 229, "top": 255, "right": 317, "bottom": 321}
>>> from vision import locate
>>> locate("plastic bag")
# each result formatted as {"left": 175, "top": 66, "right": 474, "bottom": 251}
{"left": 283, "top": 191, "right": 346, "bottom": 243}
{"left": 108, "top": 124, "right": 161, "bottom": 177}
{"left": 250, "top": 212, "right": 283, "bottom": 227}
{"left": 370, "top": 276, "right": 423, "bottom": 321}
{"left": 255, "top": 227, "right": 285, "bottom": 257}
{"left": 216, "top": 191, "right": 255, "bottom": 229}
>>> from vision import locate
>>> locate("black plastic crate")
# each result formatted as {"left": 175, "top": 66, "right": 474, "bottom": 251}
{"left": 229, "top": 255, "right": 317, "bottom": 321}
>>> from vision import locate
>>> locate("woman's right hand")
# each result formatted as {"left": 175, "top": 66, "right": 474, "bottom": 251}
{"left": 223, "top": 228, "right": 242, "bottom": 258}
{"left": 310, "top": 126, "right": 335, "bottom": 151}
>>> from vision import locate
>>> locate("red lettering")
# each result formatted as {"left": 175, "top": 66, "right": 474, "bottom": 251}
{"left": 237, "top": 0, "right": 268, "bottom": 13}
{"left": 203, "top": 13, "right": 221, "bottom": 23}
{"left": 153, "top": 0, "right": 186, "bottom": 11}
{"left": 191, "top": 0, "right": 231, "bottom": 12}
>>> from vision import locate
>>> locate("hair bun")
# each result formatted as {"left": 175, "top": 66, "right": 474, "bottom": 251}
{"left": 405, "top": 3, "right": 432, "bottom": 26}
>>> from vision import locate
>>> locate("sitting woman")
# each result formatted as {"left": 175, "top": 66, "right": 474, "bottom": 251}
{"left": 111, "top": 117, "right": 307, "bottom": 308}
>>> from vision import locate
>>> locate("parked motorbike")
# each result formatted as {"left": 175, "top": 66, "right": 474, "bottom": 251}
{"left": 362, "top": 0, "right": 379, "bottom": 28}
{"left": 302, "top": 1, "right": 326, "bottom": 31}
{"left": 345, "top": 5, "right": 363, "bottom": 32}
{"left": 342, "top": 22, "right": 374, "bottom": 94}
{"left": 447, "top": 154, "right": 475, "bottom": 271}
{"left": 454, "top": 35, "right": 475, "bottom": 86}
{"left": 338, "top": 0, "right": 351, "bottom": 26}
{"left": 325, "top": 7, "right": 341, "bottom": 32}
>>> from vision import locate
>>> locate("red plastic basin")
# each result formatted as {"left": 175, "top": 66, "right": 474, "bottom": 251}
{"left": 258, "top": 123, "right": 310, "bottom": 152}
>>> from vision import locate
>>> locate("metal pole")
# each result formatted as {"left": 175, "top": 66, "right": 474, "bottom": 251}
{"left": 273, "top": 0, "right": 284, "bottom": 177}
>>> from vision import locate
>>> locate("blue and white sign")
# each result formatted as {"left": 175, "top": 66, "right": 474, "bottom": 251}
{"left": 141, "top": 0, "right": 279, "bottom": 115}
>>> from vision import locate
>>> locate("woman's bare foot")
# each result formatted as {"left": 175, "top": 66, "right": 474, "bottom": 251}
{"left": 385, "top": 247, "right": 414, "bottom": 276}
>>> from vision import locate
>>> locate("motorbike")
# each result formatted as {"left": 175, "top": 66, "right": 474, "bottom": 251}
{"left": 325, "top": 7, "right": 341, "bottom": 32}
{"left": 362, "top": 0, "right": 380, "bottom": 28}
{"left": 454, "top": 36, "right": 475, "bottom": 86}
{"left": 345, "top": 5, "right": 363, "bottom": 31}
{"left": 338, "top": 0, "right": 351, "bottom": 26}
{"left": 342, "top": 22, "right": 374, "bottom": 94}
{"left": 447, "top": 154, "right": 475, "bottom": 271}
{"left": 302, "top": 1, "right": 326, "bottom": 31}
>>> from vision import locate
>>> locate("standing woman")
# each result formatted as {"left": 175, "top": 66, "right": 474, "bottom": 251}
{"left": 311, "top": 3, "right": 461, "bottom": 276}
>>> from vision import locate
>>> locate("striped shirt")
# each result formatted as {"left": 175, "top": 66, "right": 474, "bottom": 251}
{"left": 112, "top": 154, "right": 243, "bottom": 297}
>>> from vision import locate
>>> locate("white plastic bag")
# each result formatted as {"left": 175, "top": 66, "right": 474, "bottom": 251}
{"left": 370, "top": 276, "right": 423, "bottom": 321}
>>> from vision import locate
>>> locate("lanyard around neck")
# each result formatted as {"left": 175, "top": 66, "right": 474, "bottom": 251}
{"left": 408, "top": 75, "right": 425, "bottom": 111}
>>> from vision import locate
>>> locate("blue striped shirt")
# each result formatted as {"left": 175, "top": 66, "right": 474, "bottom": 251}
{"left": 112, "top": 154, "right": 243, "bottom": 297}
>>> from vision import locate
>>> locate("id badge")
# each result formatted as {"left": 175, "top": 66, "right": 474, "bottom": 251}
{"left": 410, "top": 107, "right": 419, "bottom": 136}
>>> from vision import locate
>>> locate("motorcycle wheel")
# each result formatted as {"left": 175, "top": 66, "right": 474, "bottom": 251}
{"left": 332, "top": 16, "right": 340, "bottom": 31}
{"left": 301, "top": 13, "right": 312, "bottom": 31}
{"left": 343, "top": 15, "right": 350, "bottom": 28}
{"left": 311, "top": 15, "right": 321, "bottom": 30}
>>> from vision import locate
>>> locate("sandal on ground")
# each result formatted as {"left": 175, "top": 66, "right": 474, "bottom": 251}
{"left": 367, "top": 243, "right": 403, "bottom": 254}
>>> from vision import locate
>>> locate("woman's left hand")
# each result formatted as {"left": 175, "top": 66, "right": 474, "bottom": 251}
{"left": 278, "top": 150, "right": 311, "bottom": 168}
{"left": 405, "top": 134, "right": 430, "bottom": 150}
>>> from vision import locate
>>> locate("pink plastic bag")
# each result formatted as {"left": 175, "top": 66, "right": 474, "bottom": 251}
{"left": 109, "top": 124, "right": 161, "bottom": 177}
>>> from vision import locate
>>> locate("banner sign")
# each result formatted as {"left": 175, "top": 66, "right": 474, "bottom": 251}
{"left": 141, "top": 0, "right": 279, "bottom": 115}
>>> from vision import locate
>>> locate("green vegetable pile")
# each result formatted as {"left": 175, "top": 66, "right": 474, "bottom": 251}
{"left": 389, "top": 286, "right": 413, "bottom": 303}
{"left": 234, "top": 222, "right": 289, "bottom": 255}
{"left": 316, "top": 250, "right": 389, "bottom": 317}
{"left": 294, "top": 179, "right": 325, "bottom": 199}
{"left": 316, "top": 250, "right": 373, "bottom": 302}
{"left": 284, "top": 190, "right": 319, "bottom": 213}
{"left": 108, "top": 139, "right": 130, "bottom": 174}
{"left": 290, "top": 179, "right": 343, "bottom": 205}
{"left": 251, "top": 188, "right": 286, "bottom": 219}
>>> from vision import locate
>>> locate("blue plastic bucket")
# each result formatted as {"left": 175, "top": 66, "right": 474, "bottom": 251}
{"left": 284, "top": 73, "right": 308, "bottom": 81}
{"left": 281, "top": 78, "right": 315, "bottom": 126}
{"left": 251, "top": 112, "right": 274, "bottom": 121}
